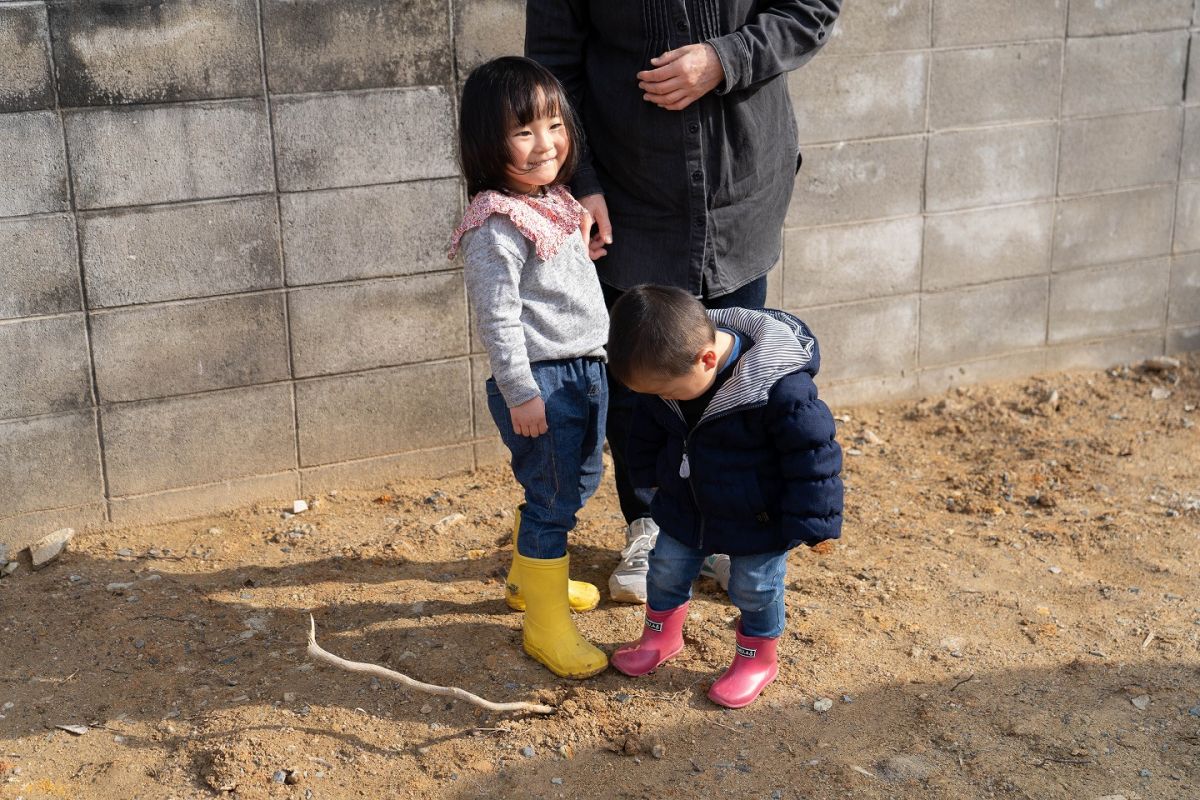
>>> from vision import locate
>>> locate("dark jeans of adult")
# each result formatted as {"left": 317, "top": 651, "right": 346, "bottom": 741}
{"left": 602, "top": 275, "right": 769, "bottom": 523}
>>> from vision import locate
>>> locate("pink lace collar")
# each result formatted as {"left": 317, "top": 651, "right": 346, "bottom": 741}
{"left": 447, "top": 185, "right": 585, "bottom": 261}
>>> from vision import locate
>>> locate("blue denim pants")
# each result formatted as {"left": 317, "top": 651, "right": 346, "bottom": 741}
{"left": 646, "top": 532, "right": 788, "bottom": 638}
{"left": 486, "top": 358, "right": 607, "bottom": 559}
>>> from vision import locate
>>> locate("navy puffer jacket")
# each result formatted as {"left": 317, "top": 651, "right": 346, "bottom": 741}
{"left": 627, "top": 308, "right": 843, "bottom": 556}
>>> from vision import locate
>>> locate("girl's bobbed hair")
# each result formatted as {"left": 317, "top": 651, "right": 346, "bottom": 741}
{"left": 458, "top": 56, "right": 582, "bottom": 197}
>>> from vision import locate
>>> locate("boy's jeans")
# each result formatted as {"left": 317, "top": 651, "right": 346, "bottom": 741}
{"left": 486, "top": 358, "right": 607, "bottom": 560}
{"left": 646, "top": 532, "right": 788, "bottom": 638}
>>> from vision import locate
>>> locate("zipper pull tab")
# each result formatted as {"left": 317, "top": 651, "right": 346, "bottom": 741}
{"left": 679, "top": 451, "right": 690, "bottom": 479}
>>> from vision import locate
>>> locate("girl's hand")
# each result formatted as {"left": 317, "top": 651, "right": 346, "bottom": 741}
{"left": 637, "top": 44, "right": 725, "bottom": 111}
{"left": 578, "top": 193, "right": 612, "bottom": 260}
{"left": 510, "top": 396, "right": 549, "bottom": 438}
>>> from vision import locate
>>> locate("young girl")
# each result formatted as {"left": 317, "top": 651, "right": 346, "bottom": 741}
{"left": 447, "top": 57, "right": 609, "bottom": 679}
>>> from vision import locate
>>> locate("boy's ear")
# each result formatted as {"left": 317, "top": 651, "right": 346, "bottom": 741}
{"left": 698, "top": 347, "right": 718, "bottom": 370}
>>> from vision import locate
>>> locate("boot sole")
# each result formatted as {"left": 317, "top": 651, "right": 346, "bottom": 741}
{"left": 523, "top": 643, "right": 608, "bottom": 679}
{"left": 505, "top": 594, "right": 600, "bottom": 613}
{"left": 707, "top": 666, "right": 779, "bottom": 709}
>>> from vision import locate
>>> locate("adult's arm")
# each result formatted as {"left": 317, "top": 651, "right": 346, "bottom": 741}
{"left": 707, "top": 0, "right": 841, "bottom": 94}
{"left": 525, "top": 0, "right": 603, "bottom": 199}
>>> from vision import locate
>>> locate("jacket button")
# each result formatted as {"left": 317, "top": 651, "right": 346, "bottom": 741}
{"left": 691, "top": 170, "right": 702, "bottom": 182}
{"left": 688, "top": 123, "right": 699, "bottom": 134}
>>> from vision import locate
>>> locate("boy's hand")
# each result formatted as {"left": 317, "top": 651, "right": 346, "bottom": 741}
{"left": 637, "top": 44, "right": 725, "bottom": 111}
{"left": 578, "top": 194, "right": 612, "bottom": 260}
{"left": 510, "top": 396, "right": 549, "bottom": 438}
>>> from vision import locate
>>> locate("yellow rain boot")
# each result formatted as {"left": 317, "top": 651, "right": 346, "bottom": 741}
{"left": 516, "top": 552, "right": 608, "bottom": 679}
{"left": 505, "top": 505, "right": 599, "bottom": 612}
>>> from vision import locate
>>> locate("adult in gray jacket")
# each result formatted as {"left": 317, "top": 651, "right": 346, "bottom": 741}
{"left": 526, "top": 0, "right": 841, "bottom": 602}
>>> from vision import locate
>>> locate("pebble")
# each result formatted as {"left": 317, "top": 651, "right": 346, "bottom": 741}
{"left": 1139, "top": 768, "right": 1151, "bottom": 778}
{"left": 133, "top": 639, "right": 145, "bottom": 649}
{"left": 30, "top": 528, "right": 74, "bottom": 569}
{"left": 68, "top": 575, "right": 82, "bottom": 583}
{"left": 116, "top": 548, "right": 134, "bottom": 557}
{"left": 420, "top": 704, "right": 433, "bottom": 714}
{"left": 1049, "top": 566, "right": 1062, "bottom": 575}
{"left": 272, "top": 770, "right": 287, "bottom": 784}
{"left": 283, "top": 692, "right": 296, "bottom": 703}
{"left": 551, "top": 777, "right": 564, "bottom": 785}
{"left": 293, "top": 499, "right": 309, "bottom": 514}
{"left": 1, "top": 561, "right": 17, "bottom": 577}
{"left": 56, "top": 724, "right": 88, "bottom": 736}
{"left": 106, "top": 581, "right": 135, "bottom": 592}
{"left": 813, "top": 698, "right": 833, "bottom": 712}
{"left": 520, "top": 745, "right": 535, "bottom": 758}
{"left": 1131, "top": 695, "right": 1151, "bottom": 711}
{"left": 1150, "top": 387, "right": 1172, "bottom": 401}
{"left": 651, "top": 743, "right": 665, "bottom": 759}
{"left": 846, "top": 448, "right": 863, "bottom": 456}
{"left": 1188, "top": 705, "right": 1200, "bottom": 717}
{"left": 841, "top": 694, "right": 853, "bottom": 704}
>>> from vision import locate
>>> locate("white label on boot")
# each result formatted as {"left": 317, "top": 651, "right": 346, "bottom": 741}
{"left": 736, "top": 644, "right": 757, "bottom": 658}
{"left": 645, "top": 618, "right": 663, "bottom": 632}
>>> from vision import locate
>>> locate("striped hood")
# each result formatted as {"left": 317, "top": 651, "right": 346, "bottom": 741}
{"left": 665, "top": 307, "right": 820, "bottom": 426}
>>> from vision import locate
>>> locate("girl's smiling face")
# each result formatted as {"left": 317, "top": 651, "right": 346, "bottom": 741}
{"left": 504, "top": 99, "right": 570, "bottom": 194}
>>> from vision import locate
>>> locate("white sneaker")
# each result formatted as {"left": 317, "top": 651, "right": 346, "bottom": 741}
{"left": 699, "top": 554, "right": 731, "bottom": 592}
{"left": 608, "top": 517, "right": 658, "bottom": 603}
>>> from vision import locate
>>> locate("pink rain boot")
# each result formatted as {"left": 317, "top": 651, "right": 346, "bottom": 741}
{"left": 707, "top": 623, "right": 779, "bottom": 708}
{"left": 610, "top": 602, "right": 689, "bottom": 676}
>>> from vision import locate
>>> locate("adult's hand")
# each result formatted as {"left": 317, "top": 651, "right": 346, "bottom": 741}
{"left": 637, "top": 43, "right": 725, "bottom": 112}
{"left": 578, "top": 193, "right": 612, "bottom": 260}
{"left": 510, "top": 395, "right": 548, "bottom": 438}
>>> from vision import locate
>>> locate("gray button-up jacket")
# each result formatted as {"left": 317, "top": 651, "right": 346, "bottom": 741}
{"left": 526, "top": 0, "right": 841, "bottom": 298}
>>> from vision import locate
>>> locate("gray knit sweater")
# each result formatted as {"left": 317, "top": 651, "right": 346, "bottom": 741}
{"left": 462, "top": 214, "right": 608, "bottom": 408}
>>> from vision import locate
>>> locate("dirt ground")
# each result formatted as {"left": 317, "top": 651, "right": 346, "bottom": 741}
{"left": 2, "top": 355, "right": 1198, "bottom": 800}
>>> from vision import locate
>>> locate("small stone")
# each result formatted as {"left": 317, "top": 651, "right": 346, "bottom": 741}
{"left": 551, "top": 777, "right": 563, "bottom": 785}
{"left": 2, "top": 562, "right": 19, "bottom": 577}
{"left": 56, "top": 724, "right": 89, "bottom": 736}
{"left": 651, "top": 743, "right": 665, "bottom": 759}
{"left": 1188, "top": 705, "right": 1200, "bottom": 717}
{"left": 283, "top": 692, "right": 296, "bottom": 703}
{"left": 30, "top": 528, "right": 74, "bottom": 569}
{"left": 1151, "top": 387, "right": 1172, "bottom": 401}
{"left": 292, "top": 499, "right": 309, "bottom": 514}
{"left": 1049, "top": 566, "right": 1062, "bottom": 575}
{"left": 813, "top": 698, "right": 833, "bottom": 712}
{"left": 285, "top": 770, "right": 300, "bottom": 785}
{"left": 113, "top": 735, "right": 127, "bottom": 744}
{"left": 520, "top": 745, "right": 535, "bottom": 758}
{"left": 1131, "top": 694, "right": 1151, "bottom": 711}
{"left": 846, "top": 448, "right": 863, "bottom": 456}
{"left": 841, "top": 694, "right": 853, "bottom": 704}
{"left": 207, "top": 527, "right": 222, "bottom": 535}
{"left": 1139, "top": 768, "right": 1151, "bottom": 778}
{"left": 272, "top": 769, "right": 287, "bottom": 784}
{"left": 68, "top": 575, "right": 82, "bottom": 583}
{"left": 106, "top": 581, "right": 135, "bottom": 592}
{"left": 133, "top": 639, "right": 145, "bottom": 649}
{"left": 116, "top": 547, "right": 133, "bottom": 557}
{"left": 614, "top": 693, "right": 631, "bottom": 703}
{"left": 419, "top": 704, "right": 433, "bottom": 714}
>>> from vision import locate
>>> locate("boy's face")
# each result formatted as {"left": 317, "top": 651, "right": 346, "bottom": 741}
{"left": 626, "top": 350, "right": 718, "bottom": 402}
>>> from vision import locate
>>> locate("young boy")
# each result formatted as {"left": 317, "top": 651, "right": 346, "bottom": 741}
{"left": 606, "top": 285, "right": 843, "bottom": 708}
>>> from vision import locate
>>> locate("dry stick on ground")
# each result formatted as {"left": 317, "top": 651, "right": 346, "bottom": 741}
{"left": 306, "top": 615, "right": 555, "bottom": 715}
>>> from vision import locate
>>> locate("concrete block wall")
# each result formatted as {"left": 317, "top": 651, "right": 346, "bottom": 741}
{"left": 1, "top": 0, "right": 1197, "bottom": 544}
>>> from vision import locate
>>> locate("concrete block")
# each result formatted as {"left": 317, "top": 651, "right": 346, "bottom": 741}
{"left": 919, "top": 350, "right": 1048, "bottom": 396}
{"left": 0, "top": 315, "right": 92, "bottom": 419}
{"left": 1062, "top": 32, "right": 1187, "bottom": 117}
{"left": 1176, "top": 182, "right": 1200, "bottom": 253}
{"left": 0, "top": 411, "right": 103, "bottom": 519}
{"left": 926, "top": 123, "right": 1057, "bottom": 212}
{"left": 281, "top": 180, "right": 460, "bottom": 285}
{"left": 455, "top": 0, "right": 525, "bottom": 75}
{"left": 47, "top": 0, "right": 261, "bottom": 106}
{"left": 1045, "top": 332, "right": 1164, "bottom": 372}
{"left": 300, "top": 444, "right": 475, "bottom": 494}
{"left": 0, "top": 503, "right": 105, "bottom": 554}
{"left": 295, "top": 360, "right": 472, "bottom": 467}
{"left": 109, "top": 472, "right": 298, "bottom": 526}
{"left": 923, "top": 202, "right": 1054, "bottom": 291}
{"left": 1168, "top": 325, "right": 1200, "bottom": 353}
{"left": 1054, "top": 187, "right": 1175, "bottom": 269}
{"left": 933, "top": 0, "right": 1066, "bottom": 46}
{"left": 1182, "top": 106, "right": 1199, "bottom": 181}
{"left": 1169, "top": 254, "right": 1200, "bottom": 325}
{"left": 471, "top": 354, "right": 496, "bottom": 439}
{"left": 1058, "top": 109, "right": 1184, "bottom": 196}
{"left": 0, "top": 110, "right": 68, "bottom": 217}
{"left": 264, "top": 0, "right": 451, "bottom": 93}
{"left": 929, "top": 42, "right": 1062, "bottom": 130}
{"left": 819, "top": 373, "right": 920, "bottom": 408}
{"left": 1068, "top": 0, "right": 1192, "bottom": 36}
{"left": 0, "top": 214, "right": 80, "bottom": 319}
{"left": 64, "top": 99, "right": 273, "bottom": 209}
{"left": 824, "top": 0, "right": 930, "bottom": 55}
{"left": 790, "top": 51, "right": 927, "bottom": 143}
{"left": 787, "top": 136, "right": 925, "bottom": 227}
{"left": 783, "top": 217, "right": 922, "bottom": 307}
{"left": 80, "top": 197, "right": 282, "bottom": 307}
{"left": 0, "top": 3, "right": 53, "bottom": 112}
{"left": 289, "top": 273, "right": 468, "bottom": 378}
{"left": 790, "top": 296, "right": 918, "bottom": 382}
{"left": 90, "top": 293, "right": 290, "bottom": 402}
{"left": 919, "top": 278, "right": 1049, "bottom": 366}
{"left": 273, "top": 88, "right": 456, "bottom": 192}
{"left": 474, "top": 438, "right": 509, "bottom": 469}
{"left": 101, "top": 384, "right": 295, "bottom": 496}
{"left": 1049, "top": 259, "right": 1170, "bottom": 343}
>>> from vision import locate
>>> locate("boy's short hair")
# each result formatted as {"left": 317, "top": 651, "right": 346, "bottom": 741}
{"left": 458, "top": 56, "right": 582, "bottom": 197}
{"left": 608, "top": 285, "right": 716, "bottom": 385}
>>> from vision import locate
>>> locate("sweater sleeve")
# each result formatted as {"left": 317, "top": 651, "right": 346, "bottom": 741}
{"left": 707, "top": 0, "right": 841, "bottom": 94}
{"left": 765, "top": 373, "right": 844, "bottom": 544}
{"left": 461, "top": 217, "right": 540, "bottom": 408}
{"left": 525, "top": 0, "right": 604, "bottom": 198}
